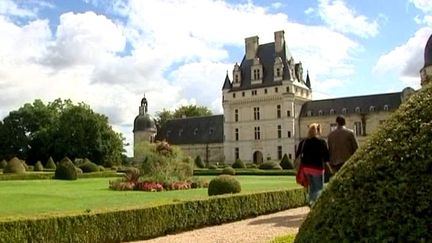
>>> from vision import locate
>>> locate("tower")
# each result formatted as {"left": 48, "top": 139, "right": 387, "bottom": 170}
{"left": 133, "top": 95, "right": 157, "bottom": 162}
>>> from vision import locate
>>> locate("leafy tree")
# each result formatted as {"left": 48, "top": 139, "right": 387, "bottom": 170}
{"left": 173, "top": 105, "right": 212, "bottom": 118}
{"left": 0, "top": 99, "right": 124, "bottom": 166}
{"left": 155, "top": 105, "right": 212, "bottom": 128}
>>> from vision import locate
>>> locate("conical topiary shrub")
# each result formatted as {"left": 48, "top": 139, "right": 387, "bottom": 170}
{"left": 194, "top": 155, "right": 205, "bottom": 168}
{"left": 280, "top": 153, "right": 294, "bottom": 170}
{"left": 295, "top": 84, "right": 432, "bottom": 242}
{"left": 3, "top": 157, "right": 26, "bottom": 174}
{"left": 34, "top": 161, "right": 44, "bottom": 171}
{"left": 45, "top": 156, "right": 56, "bottom": 170}
{"left": 54, "top": 157, "right": 77, "bottom": 180}
{"left": 0, "top": 159, "right": 7, "bottom": 169}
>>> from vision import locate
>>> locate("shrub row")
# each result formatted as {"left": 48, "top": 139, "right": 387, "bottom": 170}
{"left": 0, "top": 189, "right": 306, "bottom": 242}
{"left": 0, "top": 171, "right": 121, "bottom": 181}
{"left": 194, "top": 169, "right": 296, "bottom": 176}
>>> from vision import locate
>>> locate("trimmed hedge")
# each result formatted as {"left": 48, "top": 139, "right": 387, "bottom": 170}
{"left": 3, "top": 157, "right": 26, "bottom": 174}
{"left": 0, "top": 171, "right": 122, "bottom": 181}
{"left": 259, "top": 161, "right": 283, "bottom": 170}
{"left": 296, "top": 84, "right": 432, "bottom": 242}
{"left": 194, "top": 169, "right": 296, "bottom": 176}
{"left": 208, "top": 175, "right": 240, "bottom": 196}
{"left": 0, "top": 189, "right": 306, "bottom": 242}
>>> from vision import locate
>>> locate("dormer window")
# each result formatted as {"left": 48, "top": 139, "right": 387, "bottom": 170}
{"left": 383, "top": 105, "right": 389, "bottom": 111}
{"left": 232, "top": 63, "right": 241, "bottom": 87}
{"left": 330, "top": 109, "right": 335, "bottom": 115}
{"left": 274, "top": 56, "right": 284, "bottom": 81}
{"left": 276, "top": 68, "right": 281, "bottom": 77}
{"left": 318, "top": 110, "right": 323, "bottom": 116}
{"left": 178, "top": 129, "right": 183, "bottom": 136}
{"left": 253, "top": 69, "right": 261, "bottom": 80}
{"left": 355, "top": 107, "right": 361, "bottom": 113}
{"left": 369, "top": 106, "right": 375, "bottom": 112}
{"left": 251, "top": 58, "right": 263, "bottom": 85}
{"left": 194, "top": 128, "right": 198, "bottom": 135}
{"left": 342, "top": 108, "right": 347, "bottom": 114}
{"left": 234, "top": 74, "right": 239, "bottom": 83}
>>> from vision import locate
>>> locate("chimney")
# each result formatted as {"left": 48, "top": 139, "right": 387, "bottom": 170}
{"left": 274, "top": 30, "right": 285, "bottom": 53}
{"left": 245, "top": 35, "right": 259, "bottom": 60}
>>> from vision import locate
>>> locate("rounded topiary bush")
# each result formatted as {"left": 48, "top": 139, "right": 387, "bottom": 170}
{"left": 258, "top": 161, "right": 282, "bottom": 170}
{"left": 232, "top": 159, "right": 246, "bottom": 168}
{"left": 280, "top": 154, "right": 294, "bottom": 170}
{"left": 3, "top": 157, "right": 26, "bottom": 174}
{"left": 194, "top": 155, "right": 205, "bottom": 168}
{"left": 0, "top": 159, "right": 7, "bottom": 169}
{"left": 45, "top": 156, "right": 56, "bottom": 170}
{"left": 34, "top": 161, "right": 44, "bottom": 171}
{"left": 296, "top": 84, "right": 432, "bottom": 242}
{"left": 79, "top": 159, "right": 99, "bottom": 173}
{"left": 54, "top": 157, "right": 78, "bottom": 180}
{"left": 208, "top": 175, "right": 241, "bottom": 196}
{"left": 221, "top": 166, "right": 236, "bottom": 175}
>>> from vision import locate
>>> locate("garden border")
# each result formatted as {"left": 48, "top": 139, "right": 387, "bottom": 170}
{"left": 0, "top": 189, "right": 306, "bottom": 242}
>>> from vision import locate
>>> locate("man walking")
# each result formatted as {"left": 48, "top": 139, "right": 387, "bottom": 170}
{"left": 327, "top": 115, "right": 359, "bottom": 173}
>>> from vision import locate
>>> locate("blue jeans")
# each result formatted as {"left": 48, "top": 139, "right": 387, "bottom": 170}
{"left": 305, "top": 172, "right": 324, "bottom": 206}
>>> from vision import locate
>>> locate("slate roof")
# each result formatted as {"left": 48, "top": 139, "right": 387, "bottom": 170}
{"left": 155, "top": 115, "right": 224, "bottom": 145}
{"left": 300, "top": 91, "right": 404, "bottom": 117}
{"left": 425, "top": 34, "right": 432, "bottom": 67}
{"left": 228, "top": 42, "right": 303, "bottom": 91}
{"left": 222, "top": 73, "right": 232, "bottom": 90}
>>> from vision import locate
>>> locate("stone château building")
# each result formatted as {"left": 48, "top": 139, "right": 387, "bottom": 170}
{"left": 135, "top": 31, "right": 432, "bottom": 164}
{"left": 133, "top": 95, "right": 157, "bottom": 162}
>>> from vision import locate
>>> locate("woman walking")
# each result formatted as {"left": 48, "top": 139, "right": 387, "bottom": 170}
{"left": 295, "top": 123, "right": 331, "bottom": 206}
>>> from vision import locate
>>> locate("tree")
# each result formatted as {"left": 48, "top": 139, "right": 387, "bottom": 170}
{"left": 0, "top": 99, "right": 124, "bottom": 166}
{"left": 155, "top": 105, "right": 213, "bottom": 128}
{"left": 173, "top": 105, "right": 212, "bottom": 118}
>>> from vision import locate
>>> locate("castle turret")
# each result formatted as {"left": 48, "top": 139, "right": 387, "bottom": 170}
{"left": 133, "top": 95, "right": 157, "bottom": 162}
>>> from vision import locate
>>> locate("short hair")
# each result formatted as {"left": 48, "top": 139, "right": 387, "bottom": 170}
{"left": 307, "top": 123, "right": 321, "bottom": 138}
{"left": 336, "top": 115, "right": 346, "bottom": 126}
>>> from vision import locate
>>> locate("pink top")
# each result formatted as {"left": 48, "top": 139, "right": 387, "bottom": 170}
{"left": 303, "top": 166, "right": 324, "bottom": 175}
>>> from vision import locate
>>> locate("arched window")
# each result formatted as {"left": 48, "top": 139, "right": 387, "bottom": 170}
{"left": 355, "top": 107, "right": 361, "bottom": 113}
{"left": 369, "top": 106, "right": 375, "bottom": 112}
{"left": 383, "top": 105, "right": 389, "bottom": 111}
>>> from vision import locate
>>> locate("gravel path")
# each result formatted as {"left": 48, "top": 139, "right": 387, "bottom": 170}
{"left": 134, "top": 206, "right": 309, "bottom": 243}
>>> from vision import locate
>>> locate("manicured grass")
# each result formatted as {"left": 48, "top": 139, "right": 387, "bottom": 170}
{"left": 0, "top": 175, "right": 298, "bottom": 221}
{"left": 270, "top": 234, "right": 296, "bottom": 243}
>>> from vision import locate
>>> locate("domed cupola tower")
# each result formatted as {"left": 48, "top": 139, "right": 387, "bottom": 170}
{"left": 420, "top": 34, "right": 432, "bottom": 87}
{"left": 133, "top": 95, "right": 157, "bottom": 162}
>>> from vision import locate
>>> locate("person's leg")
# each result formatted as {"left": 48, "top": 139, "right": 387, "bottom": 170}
{"left": 306, "top": 173, "right": 324, "bottom": 206}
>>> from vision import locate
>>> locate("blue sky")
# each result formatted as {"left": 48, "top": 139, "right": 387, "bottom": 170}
{"left": 0, "top": 0, "right": 431, "bottom": 156}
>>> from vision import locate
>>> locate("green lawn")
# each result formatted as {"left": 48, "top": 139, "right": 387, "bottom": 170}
{"left": 0, "top": 175, "right": 298, "bottom": 221}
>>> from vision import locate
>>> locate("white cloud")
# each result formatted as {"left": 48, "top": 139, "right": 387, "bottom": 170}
{"left": 0, "top": 0, "right": 35, "bottom": 18}
{"left": 409, "top": 0, "right": 432, "bottom": 13}
{"left": 41, "top": 11, "right": 126, "bottom": 68}
{"left": 373, "top": 27, "right": 432, "bottom": 88}
{"left": 317, "top": 0, "right": 379, "bottom": 38}
{"left": 304, "top": 7, "right": 314, "bottom": 15}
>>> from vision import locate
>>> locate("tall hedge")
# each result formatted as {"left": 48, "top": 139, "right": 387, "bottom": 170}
{"left": 295, "top": 84, "right": 432, "bottom": 242}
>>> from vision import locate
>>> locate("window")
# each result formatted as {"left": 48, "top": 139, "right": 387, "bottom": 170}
{"left": 330, "top": 109, "right": 335, "bottom": 115}
{"left": 288, "top": 154, "right": 292, "bottom": 159}
{"left": 251, "top": 90, "right": 257, "bottom": 96}
{"left": 287, "top": 110, "right": 291, "bottom": 117}
{"left": 232, "top": 93, "right": 236, "bottom": 98}
{"left": 330, "top": 123, "right": 337, "bottom": 132}
{"left": 235, "top": 128, "right": 239, "bottom": 141}
{"left": 286, "top": 86, "right": 290, "bottom": 93}
{"left": 277, "top": 125, "right": 282, "bottom": 138}
{"left": 275, "top": 87, "right": 278, "bottom": 93}
{"left": 194, "top": 128, "right": 198, "bottom": 135}
{"left": 235, "top": 109, "right": 239, "bottom": 122}
{"left": 178, "top": 129, "right": 183, "bottom": 136}
{"left": 242, "top": 92, "right": 245, "bottom": 97}
{"left": 235, "top": 74, "right": 239, "bottom": 83}
{"left": 235, "top": 147, "right": 239, "bottom": 160}
{"left": 277, "top": 146, "right": 282, "bottom": 160}
{"left": 253, "top": 69, "right": 261, "bottom": 80}
{"left": 287, "top": 131, "right": 291, "bottom": 138}
{"left": 369, "top": 106, "right": 375, "bottom": 112}
{"left": 354, "top": 122, "right": 362, "bottom": 136}
{"left": 253, "top": 107, "right": 260, "bottom": 120}
{"left": 209, "top": 128, "right": 214, "bottom": 135}
{"left": 254, "top": 126, "right": 261, "bottom": 140}
{"left": 318, "top": 110, "right": 323, "bottom": 116}
{"left": 355, "top": 107, "right": 361, "bottom": 113}
{"left": 276, "top": 68, "right": 281, "bottom": 77}
{"left": 342, "top": 108, "right": 347, "bottom": 114}
{"left": 307, "top": 110, "right": 313, "bottom": 116}
{"left": 277, "top": 105, "right": 281, "bottom": 118}
{"left": 383, "top": 105, "right": 389, "bottom": 111}
{"left": 264, "top": 89, "right": 267, "bottom": 94}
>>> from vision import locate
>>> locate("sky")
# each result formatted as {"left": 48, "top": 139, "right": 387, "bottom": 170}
{"left": 0, "top": 0, "right": 431, "bottom": 156}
